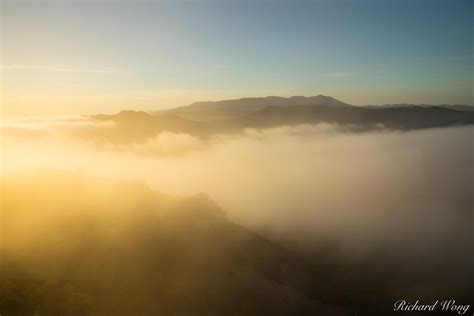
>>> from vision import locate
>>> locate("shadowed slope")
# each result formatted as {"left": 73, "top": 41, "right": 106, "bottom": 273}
{"left": 88, "top": 101, "right": 474, "bottom": 144}
{"left": 0, "top": 171, "right": 346, "bottom": 316}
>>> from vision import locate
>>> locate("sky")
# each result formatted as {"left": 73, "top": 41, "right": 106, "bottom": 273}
{"left": 1, "top": 0, "right": 473, "bottom": 116}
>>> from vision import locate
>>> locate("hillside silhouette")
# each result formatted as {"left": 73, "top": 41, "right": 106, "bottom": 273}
{"left": 0, "top": 171, "right": 346, "bottom": 316}
{"left": 155, "top": 95, "right": 351, "bottom": 121}
{"left": 1, "top": 171, "right": 472, "bottom": 315}
{"left": 88, "top": 96, "right": 474, "bottom": 143}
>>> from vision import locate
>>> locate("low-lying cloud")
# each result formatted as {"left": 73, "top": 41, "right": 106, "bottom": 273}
{"left": 2, "top": 118, "right": 472, "bottom": 284}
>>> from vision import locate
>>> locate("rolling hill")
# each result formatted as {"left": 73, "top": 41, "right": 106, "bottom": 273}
{"left": 0, "top": 171, "right": 347, "bottom": 316}
{"left": 88, "top": 96, "right": 474, "bottom": 143}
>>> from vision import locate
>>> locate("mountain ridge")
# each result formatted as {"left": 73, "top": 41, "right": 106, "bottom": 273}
{"left": 173, "top": 95, "right": 352, "bottom": 112}
{"left": 364, "top": 103, "right": 474, "bottom": 112}
{"left": 148, "top": 95, "right": 474, "bottom": 121}
{"left": 88, "top": 100, "right": 474, "bottom": 144}
{"left": 0, "top": 171, "right": 346, "bottom": 315}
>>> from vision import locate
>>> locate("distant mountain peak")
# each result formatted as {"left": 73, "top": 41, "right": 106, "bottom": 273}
{"left": 181, "top": 95, "right": 351, "bottom": 112}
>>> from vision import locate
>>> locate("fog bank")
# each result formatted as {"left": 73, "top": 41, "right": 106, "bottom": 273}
{"left": 2, "top": 119, "right": 473, "bottom": 259}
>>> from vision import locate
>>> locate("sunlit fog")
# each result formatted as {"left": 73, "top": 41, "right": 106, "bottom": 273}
{"left": 1, "top": 0, "right": 472, "bottom": 315}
